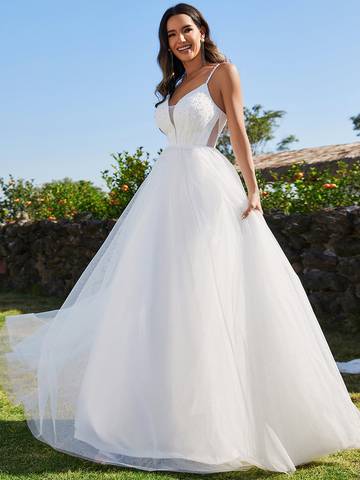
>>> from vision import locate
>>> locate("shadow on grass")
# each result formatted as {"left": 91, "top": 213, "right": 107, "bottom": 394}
{"left": 324, "top": 330, "right": 360, "bottom": 393}
{"left": 0, "top": 290, "right": 64, "bottom": 318}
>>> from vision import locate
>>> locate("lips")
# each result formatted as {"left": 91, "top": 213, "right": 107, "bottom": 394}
{"left": 177, "top": 45, "right": 191, "bottom": 52}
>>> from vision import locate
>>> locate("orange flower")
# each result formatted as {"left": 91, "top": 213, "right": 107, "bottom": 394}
{"left": 120, "top": 184, "right": 129, "bottom": 192}
{"left": 293, "top": 172, "right": 304, "bottom": 180}
{"left": 322, "top": 183, "right": 337, "bottom": 189}
{"left": 14, "top": 198, "right": 20, "bottom": 203}
{"left": 47, "top": 215, "right": 57, "bottom": 221}
{"left": 261, "top": 191, "right": 269, "bottom": 197}
{"left": 25, "top": 200, "right": 32, "bottom": 206}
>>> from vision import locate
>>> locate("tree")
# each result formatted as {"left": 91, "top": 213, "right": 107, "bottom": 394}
{"left": 350, "top": 113, "right": 360, "bottom": 137}
{"left": 217, "top": 104, "right": 299, "bottom": 162}
{"left": 276, "top": 134, "right": 299, "bottom": 151}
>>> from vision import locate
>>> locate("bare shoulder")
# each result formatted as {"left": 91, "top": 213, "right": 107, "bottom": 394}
{"left": 208, "top": 62, "right": 242, "bottom": 113}
{"left": 215, "top": 62, "right": 241, "bottom": 87}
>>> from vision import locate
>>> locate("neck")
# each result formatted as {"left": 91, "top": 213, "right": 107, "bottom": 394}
{"left": 182, "top": 55, "right": 206, "bottom": 79}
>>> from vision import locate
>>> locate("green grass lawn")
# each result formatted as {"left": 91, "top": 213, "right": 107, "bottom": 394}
{"left": 0, "top": 291, "right": 359, "bottom": 480}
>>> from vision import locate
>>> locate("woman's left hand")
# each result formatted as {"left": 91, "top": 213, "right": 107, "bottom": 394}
{"left": 241, "top": 191, "right": 263, "bottom": 220}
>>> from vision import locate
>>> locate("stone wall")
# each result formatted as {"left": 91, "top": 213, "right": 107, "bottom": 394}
{"left": 0, "top": 216, "right": 115, "bottom": 299}
{"left": 266, "top": 206, "right": 360, "bottom": 331}
{"left": 0, "top": 206, "right": 359, "bottom": 331}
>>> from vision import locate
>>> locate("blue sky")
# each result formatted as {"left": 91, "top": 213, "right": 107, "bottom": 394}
{"left": 1, "top": 0, "right": 359, "bottom": 190}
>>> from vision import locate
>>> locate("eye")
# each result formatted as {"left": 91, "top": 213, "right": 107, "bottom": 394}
{"left": 167, "top": 27, "right": 193, "bottom": 38}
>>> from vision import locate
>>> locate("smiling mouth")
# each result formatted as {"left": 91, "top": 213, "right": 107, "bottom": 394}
{"left": 177, "top": 45, "right": 192, "bottom": 52}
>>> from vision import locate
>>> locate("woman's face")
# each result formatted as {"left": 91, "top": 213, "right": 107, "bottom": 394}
{"left": 166, "top": 14, "right": 204, "bottom": 62}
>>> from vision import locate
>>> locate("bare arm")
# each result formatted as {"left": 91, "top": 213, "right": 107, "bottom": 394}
{"left": 217, "top": 62, "right": 263, "bottom": 216}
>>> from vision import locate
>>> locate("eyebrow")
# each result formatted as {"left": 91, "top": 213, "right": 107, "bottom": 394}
{"left": 167, "top": 24, "right": 193, "bottom": 34}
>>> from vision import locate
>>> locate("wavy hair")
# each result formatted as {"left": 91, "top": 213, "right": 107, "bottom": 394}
{"left": 154, "top": 3, "right": 229, "bottom": 107}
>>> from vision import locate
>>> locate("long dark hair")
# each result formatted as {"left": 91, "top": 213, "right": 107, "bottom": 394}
{"left": 154, "top": 3, "right": 229, "bottom": 107}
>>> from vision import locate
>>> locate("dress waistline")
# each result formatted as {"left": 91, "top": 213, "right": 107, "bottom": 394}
{"left": 163, "top": 144, "right": 217, "bottom": 151}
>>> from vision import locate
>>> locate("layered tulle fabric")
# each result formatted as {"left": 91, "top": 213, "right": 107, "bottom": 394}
{"left": 1, "top": 144, "right": 360, "bottom": 474}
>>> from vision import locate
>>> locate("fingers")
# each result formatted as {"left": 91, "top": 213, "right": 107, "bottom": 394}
{"left": 241, "top": 208, "right": 251, "bottom": 219}
{"left": 241, "top": 206, "right": 264, "bottom": 219}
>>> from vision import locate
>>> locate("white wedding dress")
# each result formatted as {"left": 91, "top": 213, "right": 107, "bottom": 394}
{"left": 1, "top": 63, "right": 360, "bottom": 475}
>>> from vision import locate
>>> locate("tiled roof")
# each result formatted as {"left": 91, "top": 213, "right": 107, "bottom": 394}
{"left": 253, "top": 142, "right": 360, "bottom": 176}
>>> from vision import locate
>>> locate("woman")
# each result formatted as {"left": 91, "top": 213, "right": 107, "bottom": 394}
{"left": 1, "top": 2, "right": 360, "bottom": 475}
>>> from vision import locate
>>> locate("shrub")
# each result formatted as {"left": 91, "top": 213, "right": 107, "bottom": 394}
{"left": 0, "top": 176, "right": 108, "bottom": 222}
{"left": 255, "top": 160, "right": 360, "bottom": 214}
{"left": 101, "top": 147, "right": 152, "bottom": 218}
{"left": 0, "top": 175, "right": 37, "bottom": 223}
{"left": 1, "top": 152, "right": 359, "bottom": 223}
{"left": 31, "top": 178, "right": 108, "bottom": 221}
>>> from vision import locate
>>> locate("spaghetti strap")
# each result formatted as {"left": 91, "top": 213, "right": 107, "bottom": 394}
{"left": 205, "top": 63, "right": 221, "bottom": 85}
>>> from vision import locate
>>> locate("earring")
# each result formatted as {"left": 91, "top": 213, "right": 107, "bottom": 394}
{"left": 168, "top": 48, "right": 175, "bottom": 78}
{"left": 200, "top": 37, "right": 205, "bottom": 64}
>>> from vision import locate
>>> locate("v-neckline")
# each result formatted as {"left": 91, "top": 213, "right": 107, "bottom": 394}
{"left": 167, "top": 83, "right": 226, "bottom": 130}
{"left": 167, "top": 83, "right": 207, "bottom": 129}
{"left": 167, "top": 63, "right": 220, "bottom": 108}
{"left": 167, "top": 81, "right": 207, "bottom": 109}
{"left": 166, "top": 64, "right": 225, "bottom": 130}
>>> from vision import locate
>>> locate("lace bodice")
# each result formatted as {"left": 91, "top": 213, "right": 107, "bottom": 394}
{"left": 154, "top": 63, "right": 227, "bottom": 147}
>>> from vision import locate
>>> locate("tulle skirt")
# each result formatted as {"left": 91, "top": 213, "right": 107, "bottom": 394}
{"left": 1, "top": 145, "right": 360, "bottom": 474}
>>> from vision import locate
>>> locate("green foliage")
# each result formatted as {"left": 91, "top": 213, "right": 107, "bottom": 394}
{"left": 244, "top": 104, "right": 287, "bottom": 155}
{"left": 276, "top": 134, "right": 299, "bottom": 152}
{"left": 0, "top": 148, "right": 154, "bottom": 223}
{"left": 217, "top": 104, "right": 298, "bottom": 158}
{"left": 36, "top": 178, "right": 108, "bottom": 220}
{"left": 0, "top": 175, "right": 37, "bottom": 222}
{"left": 100, "top": 147, "right": 152, "bottom": 218}
{"left": 350, "top": 112, "right": 360, "bottom": 137}
{"left": 1, "top": 150, "right": 359, "bottom": 223}
{"left": 0, "top": 175, "right": 108, "bottom": 222}
{"left": 254, "top": 160, "right": 360, "bottom": 214}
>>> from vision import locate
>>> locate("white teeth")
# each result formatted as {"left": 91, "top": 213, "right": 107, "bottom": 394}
{"left": 178, "top": 45, "right": 191, "bottom": 51}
